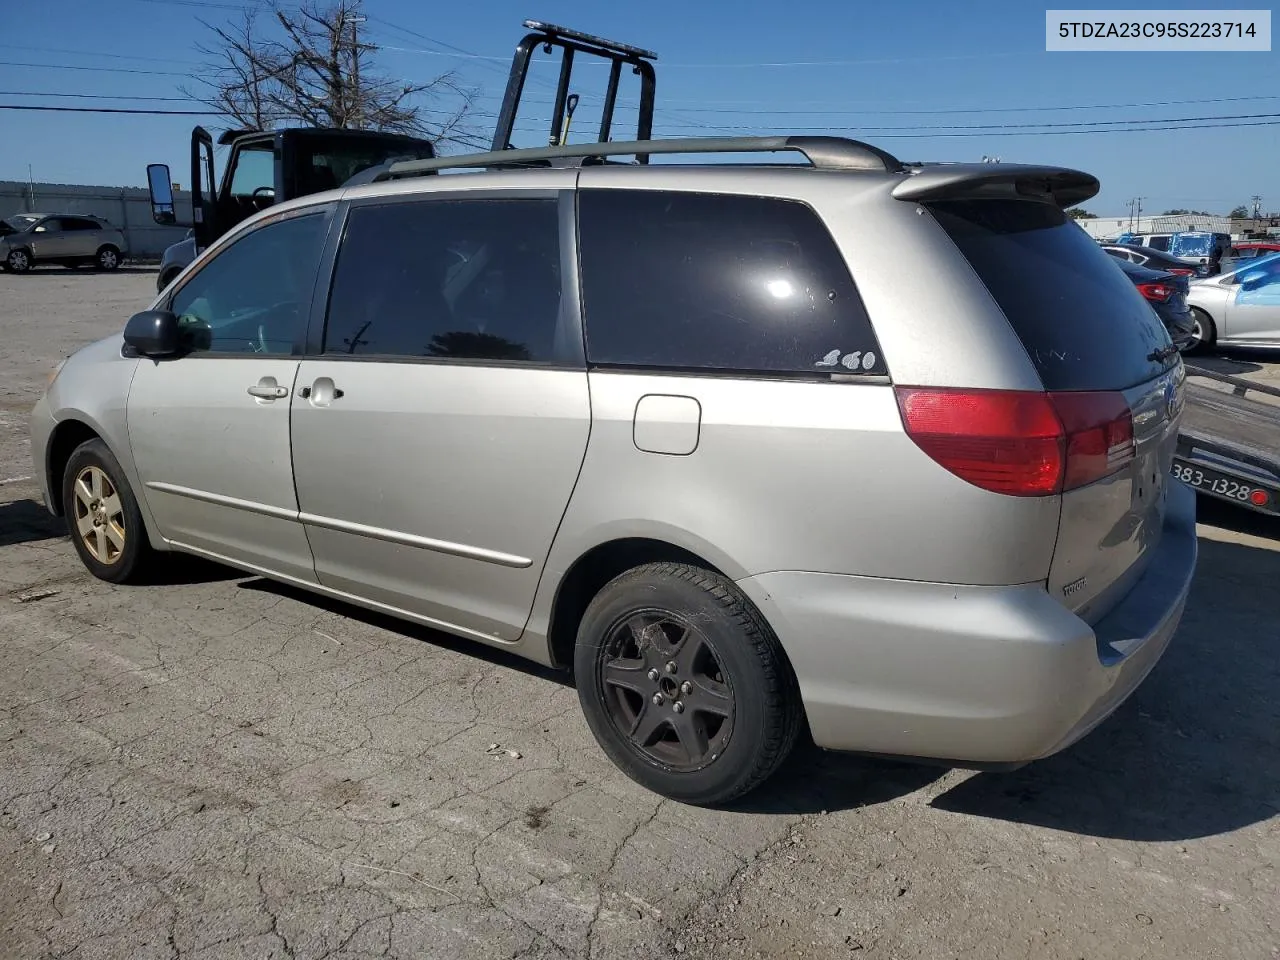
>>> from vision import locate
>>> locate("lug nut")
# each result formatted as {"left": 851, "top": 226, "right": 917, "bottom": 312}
{"left": 680, "top": 681, "right": 692, "bottom": 695}
{"left": 647, "top": 668, "right": 660, "bottom": 682}
{"left": 651, "top": 693, "right": 664, "bottom": 706}
{"left": 672, "top": 701, "right": 685, "bottom": 714}
{"left": 665, "top": 662, "right": 677, "bottom": 674}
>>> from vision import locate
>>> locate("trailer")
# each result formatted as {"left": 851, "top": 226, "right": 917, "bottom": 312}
{"left": 1175, "top": 364, "right": 1280, "bottom": 517}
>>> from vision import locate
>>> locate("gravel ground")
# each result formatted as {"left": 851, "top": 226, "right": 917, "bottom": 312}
{"left": 1, "top": 267, "right": 1277, "bottom": 960}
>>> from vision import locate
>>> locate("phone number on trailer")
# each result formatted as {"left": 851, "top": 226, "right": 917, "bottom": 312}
{"left": 1046, "top": 10, "right": 1271, "bottom": 51}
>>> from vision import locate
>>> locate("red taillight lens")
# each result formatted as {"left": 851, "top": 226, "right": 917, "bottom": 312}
{"left": 1136, "top": 282, "right": 1174, "bottom": 301}
{"left": 1168, "top": 267, "right": 1195, "bottom": 276}
{"left": 1050, "top": 391, "right": 1135, "bottom": 490}
{"left": 895, "top": 387, "right": 1134, "bottom": 497}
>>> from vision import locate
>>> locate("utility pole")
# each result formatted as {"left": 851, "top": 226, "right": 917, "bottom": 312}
{"left": 344, "top": 11, "right": 366, "bottom": 129}
{"left": 1126, "top": 196, "right": 1146, "bottom": 232}
{"left": 1251, "top": 194, "right": 1263, "bottom": 219}
{"left": 27, "top": 164, "right": 35, "bottom": 211}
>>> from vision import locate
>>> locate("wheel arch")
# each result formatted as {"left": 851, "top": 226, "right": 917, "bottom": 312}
{"left": 544, "top": 534, "right": 752, "bottom": 672}
{"left": 44, "top": 418, "right": 106, "bottom": 517}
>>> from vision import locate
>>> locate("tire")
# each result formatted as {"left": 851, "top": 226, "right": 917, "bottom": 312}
{"left": 6, "top": 247, "right": 32, "bottom": 273}
{"left": 96, "top": 246, "right": 121, "bottom": 271}
{"left": 61, "top": 438, "right": 155, "bottom": 584}
{"left": 157, "top": 268, "right": 180, "bottom": 294}
{"left": 1184, "top": 307, "right": 1217, "bottom": 355}
{"left": 574, "top": 561, "right": 803, "bottom": 805}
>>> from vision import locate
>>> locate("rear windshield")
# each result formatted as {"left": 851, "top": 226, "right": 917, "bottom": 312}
{"left": 928, "top": 199, "right": 1177, "bottom": 391}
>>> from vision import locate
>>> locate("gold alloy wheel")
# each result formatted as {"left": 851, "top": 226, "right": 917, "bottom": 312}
{"left": 73, "top": 465, "right": 126, "bottom": 565}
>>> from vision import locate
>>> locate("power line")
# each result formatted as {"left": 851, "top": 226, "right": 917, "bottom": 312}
{"left": 0, "top": 60, "right": 190, "bottom": 77}
{"left": 647, "top": 110, "right": 1280, "bottom": 134}
{"left": 0, "top": 44, "right": 195, "bottom": 67}
{"left": 655, "top": 119, "right": 1280, "bottom": 138}
{"left": 0, "top": 104, "right": 223, "bottom": 115}
{"left": 0, "top": 90, "right": 199, "bottom": 102}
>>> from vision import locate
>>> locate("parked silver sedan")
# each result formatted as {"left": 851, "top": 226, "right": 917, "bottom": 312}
{"left": 1183, "top": 252, "right": 1280, "bottom": 353}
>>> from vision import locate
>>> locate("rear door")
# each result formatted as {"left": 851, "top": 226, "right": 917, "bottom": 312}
{"left": 927, "top": 198, "right": 1185, "bottom": 622}
{"left": 64, "top": 217, "right": 102, "bottom": 258}
{"left": 289, "top": 185, "right": 590, "bottom": 643}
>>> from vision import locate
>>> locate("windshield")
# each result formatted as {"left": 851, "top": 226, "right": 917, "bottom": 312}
{"left": 1, "top": 215, "right": 39, "bottom": 234}
{"left": 1167, "top": 233, "right": 1216, "bottom": 257}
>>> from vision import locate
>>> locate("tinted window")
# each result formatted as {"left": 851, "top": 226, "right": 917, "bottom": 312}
{"left": 578, "top": 190, "right": 886, "bottom": 376}
{"left": 65, "top": 218, "right": 99, "bottom": 231}
{"left": 170, "top": 212, "right": 326, "bottom": 355}
{"left": 1146, "top": 235, "right": 1171, "bottom": 251}
{"left": 33, "top": 219, "right": 63, "bottom": 233}
{"left": 323, "top": 198, "right": 565, "bottom": 363}
{"left": 928, "top": 199, "right": 1176, "bottom": 391}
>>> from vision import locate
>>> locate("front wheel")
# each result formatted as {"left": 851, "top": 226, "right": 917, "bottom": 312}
{"left": 574, "top": 562, "right": 802, "bottom": 805}
{"left": 61, "top": 439, "right": 155, "bottom": 584}
{"left": 6, "top": 248, "right": 32, "bottom": 273}
{"left": 96, "top": 246, "right": 121, "bottom": 271}
{"left": 1182, "top": 307, "right": 1217, "bottom": 355}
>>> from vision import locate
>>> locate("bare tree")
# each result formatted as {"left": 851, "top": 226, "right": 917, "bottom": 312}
{"left": 183, "top": 0, "right": 477, "bottom": 144}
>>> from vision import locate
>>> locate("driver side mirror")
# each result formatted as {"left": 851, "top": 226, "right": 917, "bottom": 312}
{"left": 147, "top": 163, "right": 177, "bottom": 225}
{"left": 124, "top": 310, "right": 181, "bottom": 358}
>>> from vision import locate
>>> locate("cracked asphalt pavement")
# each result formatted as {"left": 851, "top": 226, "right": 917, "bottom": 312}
{"left": 1, "top": 269, "right": 1278, "bottom": 960}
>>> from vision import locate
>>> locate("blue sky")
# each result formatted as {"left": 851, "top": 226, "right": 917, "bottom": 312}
{"left": 1, "top": 0, "right": 1276, "bottom": 215}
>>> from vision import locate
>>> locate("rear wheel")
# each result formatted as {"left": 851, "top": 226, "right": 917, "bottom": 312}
{"left": 1184, "top": 307, "right": 1217, "bottom": 354}
{"left": 61, "top": 439, "right": 155, "bottom": 584}
{"left": 96, "top": 246, "right": 121, "bottom": 271}
{"left": 574, "top": 562, "right": 802, "bottom": 805}
{"left": 6, "top": 248, "right": 32, "bottom": 273}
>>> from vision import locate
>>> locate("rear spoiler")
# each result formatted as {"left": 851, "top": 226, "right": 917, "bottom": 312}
{"left": 892, "top": 163, "right": 1100, "bottom": 209}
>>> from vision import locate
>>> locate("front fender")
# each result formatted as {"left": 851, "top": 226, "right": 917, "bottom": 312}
{"left": 39, "top": 336, "right": 165, "bottom": 550}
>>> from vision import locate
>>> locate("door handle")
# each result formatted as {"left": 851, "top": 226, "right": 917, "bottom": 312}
{"left": 304, "top": 377, "right": 344, "bottom": 406}
{"left": 247, "top": 377, "right": 288, "bottom": 401}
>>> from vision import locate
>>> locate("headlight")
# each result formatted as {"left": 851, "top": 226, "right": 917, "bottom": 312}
{"left": 47, "top": 357, "right": 68, "bottom": 387}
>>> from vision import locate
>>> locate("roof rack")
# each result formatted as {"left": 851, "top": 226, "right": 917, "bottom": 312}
{"left": 492, "top": 20, "right": 658, "bottom": 159}
{"left": 376, "top": 135, "right": 905, "bottom": 181}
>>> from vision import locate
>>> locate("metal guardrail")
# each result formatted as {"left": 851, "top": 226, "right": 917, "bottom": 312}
{"left": 1182, "top": 362, "right": 1280, "bottom": 402}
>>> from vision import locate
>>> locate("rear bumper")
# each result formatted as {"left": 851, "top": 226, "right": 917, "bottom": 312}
{"left": 735, "top": 481, "right": 1198, "bottom": 765}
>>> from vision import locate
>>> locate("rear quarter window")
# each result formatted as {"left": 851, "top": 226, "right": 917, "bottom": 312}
{"left": 927, "top": 198, "right": 1177, "bottom": 391}
{"left": 577, "top": 190, "right": 886, "bottom": 377}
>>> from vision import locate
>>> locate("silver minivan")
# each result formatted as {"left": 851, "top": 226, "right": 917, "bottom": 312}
{"left": 29, "top": 137, "right": 1197, "bottom": 805}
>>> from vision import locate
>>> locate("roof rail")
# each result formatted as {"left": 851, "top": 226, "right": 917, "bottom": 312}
{"left": 376, "top": 135, "right": 905, "bottom": 181}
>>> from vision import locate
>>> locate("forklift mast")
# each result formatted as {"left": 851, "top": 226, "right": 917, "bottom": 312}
{"left": 492, "top": 20, "right": 657, "bottom": 160}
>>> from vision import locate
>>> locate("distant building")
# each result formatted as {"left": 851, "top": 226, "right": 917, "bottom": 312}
{"left": 1076, "top": 214, "right": 1234, "bottom": 240}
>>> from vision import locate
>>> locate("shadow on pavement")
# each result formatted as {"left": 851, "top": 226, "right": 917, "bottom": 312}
{"left": 1185, "top": 353, "right": 1268, "bottom": 376}
{"left": 1194, "top": 493, "right": 1280, "bottom": 541}
{"left": 0, "top": 498, "right": 64, "bottom": 547}
{"left": 930, "top": 531, "right": 1280, "bottom": 841}
{"left": 236, "top": 576, "right": 573, "bottom": 687}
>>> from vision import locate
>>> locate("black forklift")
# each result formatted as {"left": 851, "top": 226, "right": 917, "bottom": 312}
{"left": 145, "top": 20, "right": 659, "bottom": 292}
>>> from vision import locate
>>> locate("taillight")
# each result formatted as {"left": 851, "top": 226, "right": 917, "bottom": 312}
{"left": 1168, "top": 267, "right": 1195, "bottom": 276}
{"left": 895, "top": 387, "right": 1134, "bottom": 497}
{"left": 1135, "top": 282, "right": 1174, "bottom": 301}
